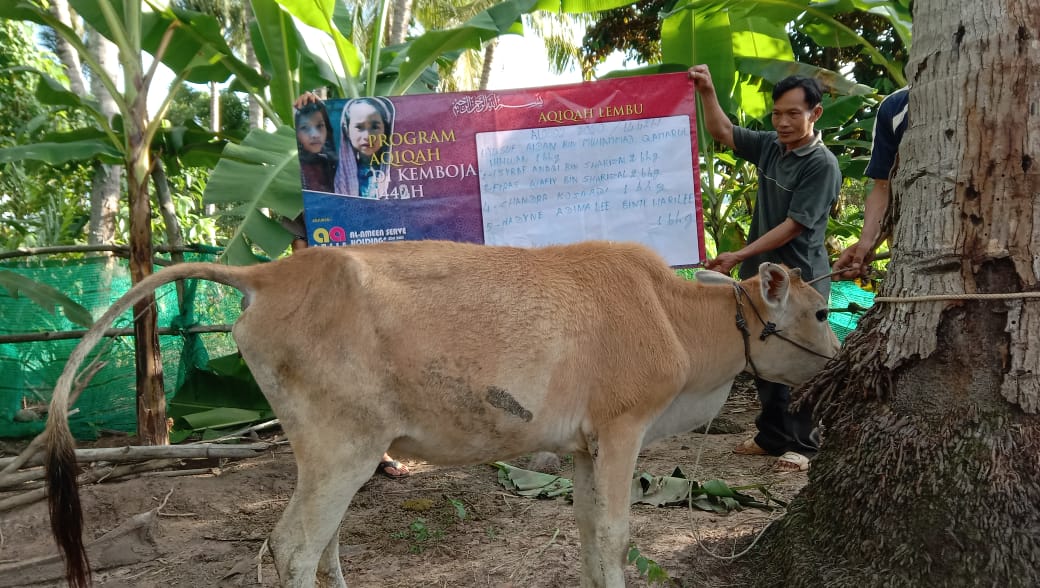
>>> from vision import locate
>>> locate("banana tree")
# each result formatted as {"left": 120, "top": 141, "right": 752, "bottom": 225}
{"left": 0, "top": 0, "right": 266, "bottom": 444}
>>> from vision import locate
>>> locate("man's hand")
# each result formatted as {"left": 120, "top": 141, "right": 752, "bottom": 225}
{"left": 704, "top": 251, "right": 742, "bottom": 275}
{"left": 688, "top": 64, "right": 735, "bottom": 150}
{"left": 294, "top": 92, "right": 320, "bottom": 109}
{"left": 833, "top": 240, "right": 875, "bottom": 280}
{"left": 688, "top": 64, "right": 716, "bottom": 97}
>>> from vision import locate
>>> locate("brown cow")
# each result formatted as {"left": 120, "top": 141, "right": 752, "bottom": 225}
{"left": 41, "top": 240, "right": 839, "bottom": 588}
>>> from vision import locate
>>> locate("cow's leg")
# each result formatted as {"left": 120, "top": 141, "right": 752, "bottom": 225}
{"left": 269, "top": 442, "right": 385, "bottom": 587}
{"left": 316, "top": 532, "right": 347, "bottom": 587}
{"left": 572, "top": 423, "right": 643, "bottom": 588}
{"left": 571, "top": 450, "right": 605, "bottom": 587}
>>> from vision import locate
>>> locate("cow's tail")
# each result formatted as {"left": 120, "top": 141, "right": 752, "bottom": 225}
{"left": 42, "top": 262, "right": 256, "bottom": 588}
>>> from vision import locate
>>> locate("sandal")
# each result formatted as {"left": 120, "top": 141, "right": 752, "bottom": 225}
{"left": 732, "top": 437, "right": 769, "bottom": 456}
{"left": 376, "top": 459, "right": 411, "bottom": 479}
{"left": 773, "top": 451, "right": 810, "bottom": 472}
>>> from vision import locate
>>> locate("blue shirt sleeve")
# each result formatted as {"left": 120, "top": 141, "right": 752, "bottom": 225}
{"left": 864, "top": 88, "right": 910, "bottom": 180}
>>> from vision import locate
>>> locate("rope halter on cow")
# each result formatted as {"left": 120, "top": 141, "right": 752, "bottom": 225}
{"left": 731, "top": 282, "right": 833, "bottom": 379}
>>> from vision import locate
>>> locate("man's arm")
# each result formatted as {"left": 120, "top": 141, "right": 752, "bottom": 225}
{"left": 704, "top": 218, "right": 805, "bottom": 274}
{"left": 688, "top": 65, "right": 735, "bottom": 150}
{"left": 710, "top": 155, "right": 837, "bottom": 276}
{"left": 834, "top": 178, "right": 889, "bottom": 277}
{"left": 835, "top": 88, "right": 908, "bottom": 279}
{"left": 859, "top": 178, "right": 890, "bottom": 250}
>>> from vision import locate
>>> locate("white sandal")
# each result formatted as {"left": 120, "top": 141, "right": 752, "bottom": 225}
{"left": 774, "top": 451, "right": 810, "bottom": 472}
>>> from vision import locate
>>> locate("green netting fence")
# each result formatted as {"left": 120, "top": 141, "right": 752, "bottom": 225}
{"left": 0, "top": 251, "right": 243, "bottom": 440}
{"left": 828, "top": 280, "right": 876, "bottom": 342}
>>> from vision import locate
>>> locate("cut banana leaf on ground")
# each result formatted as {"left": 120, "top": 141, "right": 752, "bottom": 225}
{"left": 492, "top": 461, "right": 573, "bottom": 498}
{"left": 494, "top": 463, "right": 784, "bottom": 512}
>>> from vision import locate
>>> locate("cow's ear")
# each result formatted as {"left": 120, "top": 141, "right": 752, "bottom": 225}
{"left": 759, "top": 262, "right": 790, "bottom": 307}
{"left": 693, "top": 269, "right": 735, "bottom": 284}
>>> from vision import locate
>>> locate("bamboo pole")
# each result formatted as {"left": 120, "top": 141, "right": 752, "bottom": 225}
{"left": 0, "top": 442, "right": 275, "bottom": 470}
{"left": 0, "top": 324, "right": 233, "bottom": 345}
{"left": 0, "top": 244, "right": 223, "bottom": 261}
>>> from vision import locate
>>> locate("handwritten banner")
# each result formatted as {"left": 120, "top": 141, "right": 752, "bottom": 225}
{"left": 299, "top": 72, "right": 704, "bottom": 266}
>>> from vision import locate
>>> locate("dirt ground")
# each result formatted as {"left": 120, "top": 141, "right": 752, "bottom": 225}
{"left": 0, "top": 381, "right": 809, "bottom": 587}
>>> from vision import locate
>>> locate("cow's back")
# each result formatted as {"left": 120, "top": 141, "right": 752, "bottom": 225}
{"left": 231, "top": 241, "right": 693, "bottom": 462}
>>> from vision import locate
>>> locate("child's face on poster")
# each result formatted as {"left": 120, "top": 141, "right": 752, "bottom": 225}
{"left": 297, "top": 111, "right": 328, "bottom": 154}
{"left": 347, "top": 102, "right": 386, "bottom": 158}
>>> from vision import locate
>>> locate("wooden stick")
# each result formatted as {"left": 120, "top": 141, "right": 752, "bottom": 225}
{"left": 0, "top": 464, "right": 213, "bottom": 491}
{"left": 144, "top": 467, "right": 214, "bottom": 479}
{"left": 0, "top": 467, "right": 45, "bottom": 491}
{"left": 0, "top": 458, "right": 186, "bottom": 511}
{"left": 807, "top": 267, "right": 852, "bottom": 286}
{"left": 0, "top": 243, "right": 224, "bottom": 261}
{"left": 205, "top": 419, "right": 282, "bottom": 443}
{"left": 0, "top": 487, "right": 46, "bottom": 512}
{"left": 0, "top": 324, "right": 234, "bottom": 344}
{"left": 0, "top": 442, "right": 274, "bottom": 471}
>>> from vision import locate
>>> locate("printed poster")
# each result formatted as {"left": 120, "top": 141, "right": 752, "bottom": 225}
{"left": 295, "top": 72, "right": 704, "bottom": 266}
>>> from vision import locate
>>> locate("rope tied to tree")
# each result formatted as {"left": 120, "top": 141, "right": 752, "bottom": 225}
{"left": 873, "top": 291, "right": 1040, "bottom": 303}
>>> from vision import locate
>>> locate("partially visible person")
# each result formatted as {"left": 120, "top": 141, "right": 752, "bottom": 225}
{"left": 335, "top": 97, "right": 395, "bottom": 199}
{"left": 690, "top": 64, "right": 841, "bottom": 472}
{"left": 834, "top": 86, "right": 910, "bottom": 279}
{"left": 294, "top": 96, "right": 337, "bottom": 193}
{"left": 281, "top": 92, "right": 409, "bottom": 479}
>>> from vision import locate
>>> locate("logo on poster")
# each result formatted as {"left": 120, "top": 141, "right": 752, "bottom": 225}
{"left": 311, "top": 226, "right": 408, "bottom": 246}
{"left": 312, "top": 226, "right": 348, "bottom": 245}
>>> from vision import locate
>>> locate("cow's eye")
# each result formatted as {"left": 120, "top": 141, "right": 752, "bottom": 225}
{"left": 816, "top": 309, "right": 829, "bottom": 322}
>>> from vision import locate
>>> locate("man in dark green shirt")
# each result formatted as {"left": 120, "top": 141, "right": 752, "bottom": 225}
{"left": 689, "top": 65, "right": 841, "bottom": 472}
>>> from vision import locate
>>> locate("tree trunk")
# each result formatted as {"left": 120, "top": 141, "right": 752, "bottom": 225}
{"left": 388, "top": 0, "right": 413, "bottom": 45}
{"left": 205, "top": 80, "right": 221, "bottom": 216}
{"left": 151, "top": 161, "right": 187, "bottom": 309}
{"left": 754, "top": 0, "right": 1040, "bottom": 585}
{"left": 47, "top": 0, "right": 86, "bottom": 96}
{"left": 209, "top": 80, "right": 221, "bottom": 133}
{"left": 87, "top": 29, "right": 121, "bottom": 247}
{"left": 479, "top": 40, "right": 497, "bottom": 91}
{"left": 129, "top": 131, "right": 168, "bottom": 447}
{"left": 243, "top": 1, "right": 263, "bottom": 129}
{"left": 118, "top": 25, "right": 167, "bottom": 447}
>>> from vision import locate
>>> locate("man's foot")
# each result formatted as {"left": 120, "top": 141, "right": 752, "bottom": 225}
{"left": 773, "top": 451, "right": 810, "bottom": 472}
{"left": 732, "top": 437, "right": 769, "bottom": 455}
{"left": 376, "top": 459, "right": 410, "bottom": 478}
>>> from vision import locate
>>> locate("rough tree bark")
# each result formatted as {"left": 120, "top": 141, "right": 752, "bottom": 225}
{"left": 754, "top": 0, "right": 1040, "bottom": 585}
{"left": 47, "top": 0, "right": 86, "bottom": 96}
{"left": 87, "top": 29, "right": 121, "bottom": 247}
{"left": 479, "top": 40, "right": 497, "bottom": 91}
{"left": 151, "top": 161, "right": 187, "bottom": 310}
{"left": 244, "top": 1, "right": 263, "bottom": 130}
{"left": 50, "top": 3, "right": 119, "bottom": 248}
{"left": 388, "top": 0, "right": 413, "bottom": 45}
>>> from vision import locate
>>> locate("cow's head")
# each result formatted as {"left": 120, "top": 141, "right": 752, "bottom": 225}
{"left": 697, "top": 263, "right": 840, "bottom": 386}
